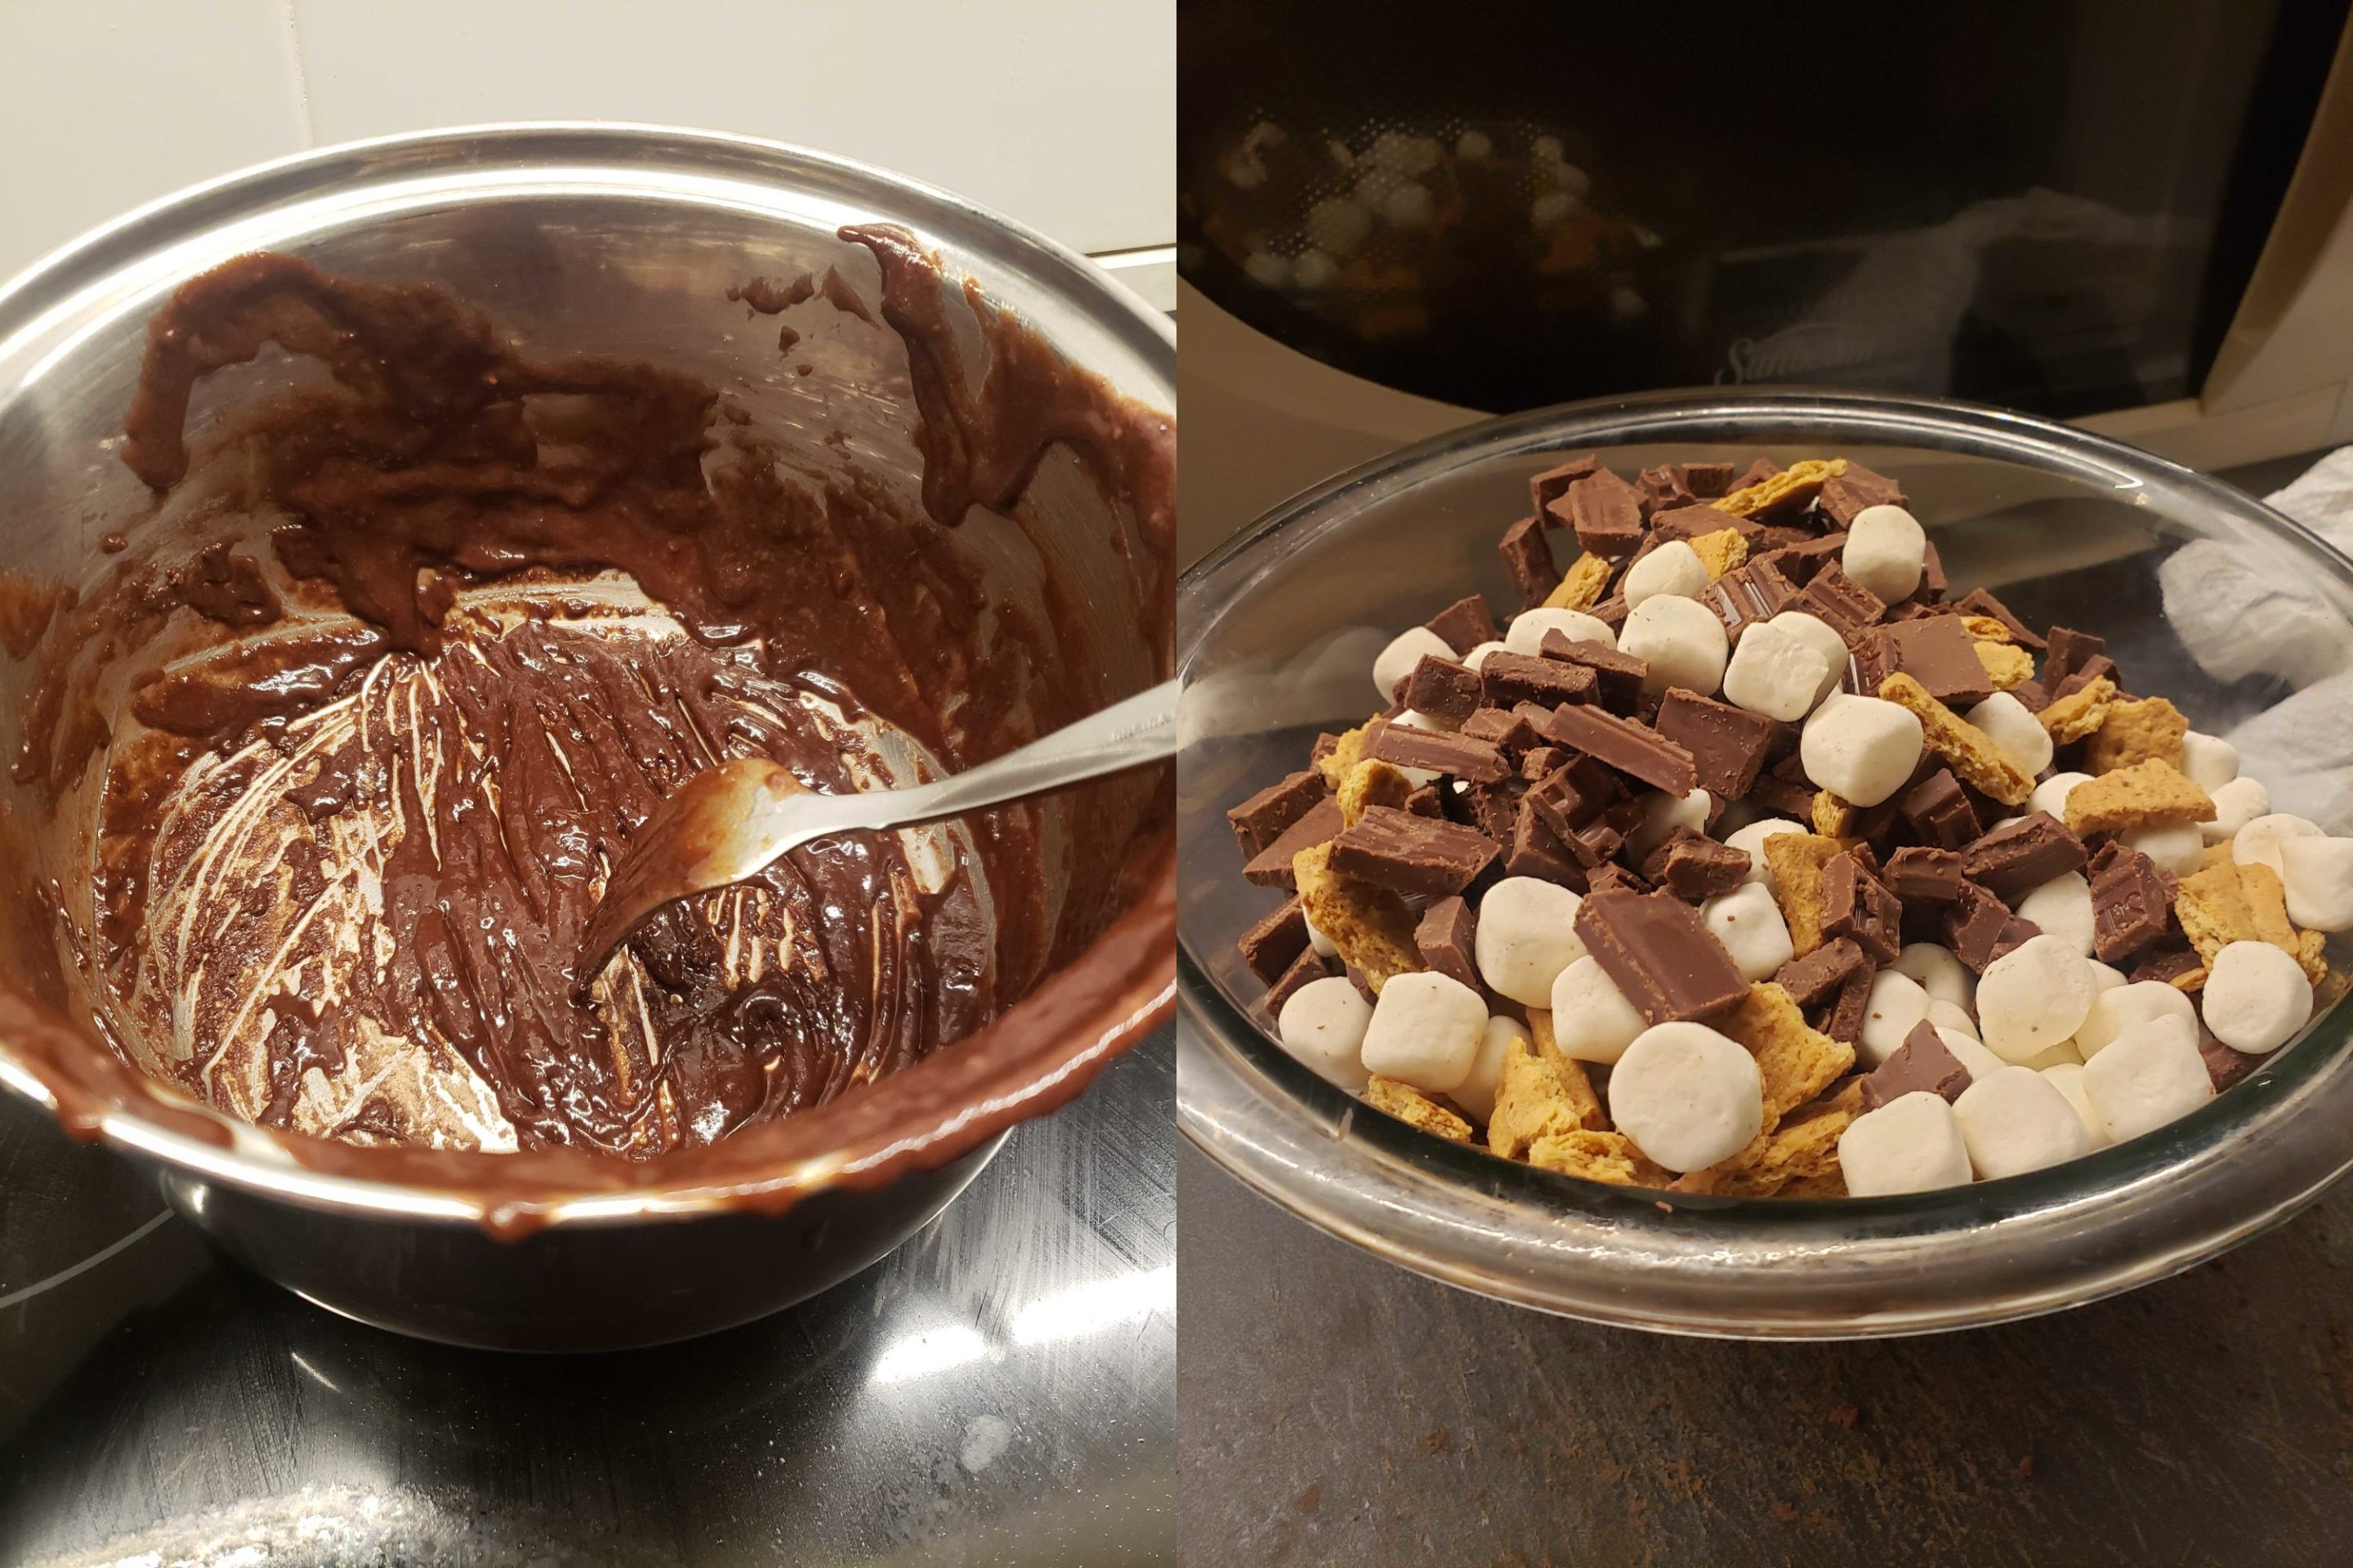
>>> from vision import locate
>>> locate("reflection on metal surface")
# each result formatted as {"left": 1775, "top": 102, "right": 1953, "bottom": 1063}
{"left": 868, "top": 1323, "right": 992, "bottom": 1385}
{"left": 1012, "top": 1263, "right": 1176, "bottom": 1346}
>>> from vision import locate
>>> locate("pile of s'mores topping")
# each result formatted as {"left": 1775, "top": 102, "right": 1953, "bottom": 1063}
{"left": 1226, "top": 455, "right": 2351, "bottom": 1198}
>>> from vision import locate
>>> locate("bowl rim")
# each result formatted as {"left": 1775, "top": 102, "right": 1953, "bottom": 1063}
{"left": 0, "top": 121, "right": 1176, "bottom": 1232}
{"left": 1176, "top": 384, "right": 2353, "bottom": 1337}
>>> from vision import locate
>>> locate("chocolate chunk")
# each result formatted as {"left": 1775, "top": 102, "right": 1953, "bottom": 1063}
{"left": 1684, "top": 461, "right": 1735, "bottom": 498}
{"left": 1953, "top": 588, "right": 2047, "bottom": 653}
{"left": 1310, "top": 732, "right": 1344, "bottom": 766}
{"left": 1367, "top": 723, "right": 1510, "bottom": 784}
{"left": 1861, "top": 1020, "right": 1971, "bottom": 1110}
{"left": 1884, "top": 847, "right": 1964, "bottom": 905}
{"left": 1405, "top": 784, "right": 1446, "bottom": 818}
{"left": 1562, "top": 470, "right": 1646, "bottom": 558}
{"left": 2052, "top": 656, "right": 2120, "bottom": 701}
{"left": 1990, "top": 914, "right": 2041, "bottom": 964}
{"left": 1415, "top": 896, "right": 1481, "bottom": 991}
{"left": 1587, "top": 863, "right": 1650, "bottom": 896}
{"left": 1345, "top": 967, "right": 1377, "bottom": 1003}
{"left": 1499, "top": 516, "right": 1560, "bottom": 610}
{"left": 1900, "top": 768, "right": 1981, "bottom": 850}
{"left": 1262, "top": 946, "right": 1332, "bottom": 1016}
{"left": 2088, "top": 841, "right": 2177, "bottom": 962}
{"left": 2202, "top": 1032, "right": 2257, "bottom": 1092}
{"left": 1464, "top": 777, "right": 1522, "bottom": 844}
{"left": 1650, "top": 503, "right": 1748, "bottom": 543}
{"left": 2132, "top": 943, "right": 2203, "bottom": 987}
{"left": 1778, "top": 532, "right": 1849, "bottom": 576}
{"left": 1401, "top": 655, "right": 1485, "bottom": 726}
{"left": 1748, "top": 754, "right": 1817, "bottom": 818}
{"left": 1328, "top": 806, "right": 1500, "bottom": 896}
{"left": 1960, "top": 813, "right": 2087, "bottom": 900}
{"left": 1793, "top": 562, "right": 1887, "bottom": 641}
{"left": 1821, "top": 851, "right": 1903, "bottom": 964}
{"left": 1643, "top": 828, "right": 1752, "bottom": 900}
{"left": 1847, "top": 628, "right": 1900, "bottom": 698}
{"left": 1423, "top": 594, "right": 1499, "bottom": 658}
{"left": 1241, "top": 796, "right": 1348, "bottom": 888}
{"left": 1734, "top": 457, "right": 1781, "bottom": 491}
{"left": 1538, "top": 632, "right": 1647, "bottom": 712}
{"left": 1917, "top": 538, "right": 1948, "bottom": 602}
{"left": 1239, "top": 897, "right": 1312, "bottom": 983}
{"left": 1534, "top": 702, "right": 1699, "bottom": 796}
{"left": 1228, "top": 768, "right": 1331, "bottom": 858}
{"left": 1574, "top": 887, "right": 1750, "bottom": 1025}
{"left": 1817, "top": 463, "right": 1906, "bottom": 528}
{"left": 1774, "top": 937, "right": 1870, "bottom": 1009}
{"left": 1702, "top": 562, "right": 1795, "bottom": 645}
{"left": 1883, "top": 614, "right": 1994, "bottom": 706}
{"left": 1569, "top": 818, "right": 1627, "bottom": 869}
{"left": 1819, "top": 963, "right": 1874, "bottom": 1045}
{"left": 1461, "top": 706, "right": 1540, "bottom": 753}
{"left": 2043, "top": 626, "right": 2106, "bottom": 691}
{"left": 1653, "top": 689, "right": 1777, "bottom": 798}
{"left": 1520, "top": 745, "right": 1568, "bottom": 781}
{"left": 1635, "top": 463, "right": 1699, "bottom": 516}
{"left": 2008, "top": 679, "right": 2051, "bottom": 714}
{"left": 1529, "top": 456, "right": 1600, "bottom": 518}
{"left": 1527, "top": 755, "right": 1619, "bottom": 839}
{"left": 1480, "top": 650, "right": 1598, "bottom": 710}
{"left": 1944, "top": 878, "right": 2016, "bottom": 971}
{"left": 1507, "top": 797, "right": 1586, "bottom": 886}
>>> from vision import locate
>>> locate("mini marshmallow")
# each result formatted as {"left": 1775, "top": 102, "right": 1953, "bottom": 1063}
{"left": 1857, "top": 968, "right": 1931, "bottom": 1065}
{"left": 1607, "top": 1021, "right": 1766, "bottom": 1173}
{"left": 1620, "top": 595, "right": 1729, "bottom": 697}
{"left": 1360, "top": 971, "right": 1489, "bottom": 1092}
{"left": 1721, "top": 619, "right": 1833, "bottom": 722}
{"left": 1549, "top": 955, "right": 1648, "bottom": 1065}
{"left": 1940, "top": 1028, "right": 2007, "bottom": 1083}
{"left": 1627, "top": 787, "right": 1711, "bottom": 860}
{"left": 2201, "top": 775, "right": 2271, "bottom": 844}
{"left": 1842, "top": 504, "right": 1927, "bottom": 603}
{"left": 1305, "top": 917, "right": 1338, "bottom": 959}
{"left": 2088, "top": 961, "right": 2128, "bottom": 993}
{"left": 2121, "top": 822, "right": 2204, "bottom": 877}
{"left": 1893, "top": 943, "right": 1975, "bottom": 1011}
{"left": 2016, "top": 1039, "right": 2085, "bottom": 1071}
{"left": 2074, "top": 980, "right": 2197, "bottom": 1060}
{"left": 1953, "top": 1065, "right": 2096, "bottom": 1180}
{"left": 2040, "top": 1062, "right": 2109, "bottom": 1147}
{"left": 2232, "top": 813, "right": 2324, "bottom": 878}
{"left": 2203, "top": 940, "right": 2315, "bottom": 1056}
{"left": 1473, "top": 877, "right": 1587, "bottom": 1007}
{"left": 2082, "top": 1021, "right": 2213, "bottom": 1144}
{"left": 1926, "top": 998, "right": 1979, "bottom": 1039}
{"left": 1767, "top": 611, "right": 1848, "bottom": 706}
{"left": 1838, "top": 1091, "right": 1975, "bottom": 1197}
{"left": 1976, "top": 933, "right": 2099, "bottom": 1063}
{"left": 1964, "top": 691, "right": 2054, "bottom": 777}
{"left": 1278, "top": 977, "right": 1373, "bottom": 1092}
{"left": 2030, "top": 771, "right": 2092, "bottom": 820}
{"left": 1373, "top": 625, "right": 1455, "bottom": 702}
{"left": 2278, "top": 835, "right": 2353, "bottom": 932}
{"left": 2180, "top": 730, "right": 2240, "bottom": 792}
{"left": 1505, "top": 607, "right": 1615, "bottom": 657}
{"left": 1725, "top": 817, "right": 1808, "bottom": 891}
{"left": 1622, "top": 539, "right": 1708, "bottom": 607}
{"left": 1452, "top": 1015, "right": 1529, "bottom": 1124}
{"left": 1700, "top": 882, "right": 1796, "bottom": 981}
{"left": 2018, "top": 872, "right": 2095, "bottom": 958}
{"left": 1800, "top": 694, "right": 1925, "bottom": 808}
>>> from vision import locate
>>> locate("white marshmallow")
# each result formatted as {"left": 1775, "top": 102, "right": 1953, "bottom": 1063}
{"left": 1360, "top": 972, "right": 1489, "bottom": 1092}
{"left": 1721, "top": 619, "right": 1833, "bottom": 722}
{"left": 2082, "top": 1021, "right": 2213, "bottom": 1143}
{"left": 1472, "top": 877, "right": 1587, "bottom": 1007}
{"left": 2278, "top": 836, "right": 2353, "bottom": 931}
{"left": 1838, "top": 1092, "right": 1975, "bottom": 1196}
{"left": 1622, "top": 539, "right": 1709, "bottom": 607}
{"left": 1893, "top": 943, "right": 1975, "bottom": 1011}
{"left": 2016, "top": 1039, "right": 2085, "bottom": 1070}
{"left": 2039, "top": 1062, "right": 2109, "bottom": 1147}
{"left": 1607, "top": 1021, "right": 1766, "bottom": 1173}
{"left": 1620, "top": 595, "right": 1729, "bottom": 697}
{"left": 1462, "top": 639, "right": 1508, "bottom": 672}
{"left": 1451, "top": 1015, "right": 1528, "bottom": 1124}
{"left": 1505, "top": 607, "right": 1615, "bottom": 657}
{"left": 1857, "top": 968, "right": 1931, "bottom": 1065}
{"left": 2201, "top": 775, "right": 2271, "bottom": 844}
{"left": 1277, "top": 977, "right": 1373, "bottom": 1092}
{"left": 2074, "top": 980, "right": 2197, "bottom": 1060}
{"left": 1305, "top": 917, "right": 1338, "bottom": 959}
{"left": 1373, "top": 625, "right": 1455, "bottom": 702}
{"left": 1548, "top": 955, "right": 1648, "bottom": 1065}
{"left": 1626, "top": 787, "right": 1711, "bottom": 860}
{"left": 2018, "top": 872, "right": 2096, "bottom": 958}
{"left": 2180, "top": 730, "right": 2240, "bottom": 792}
{"left": 2088, "top": 961, "right": 2128, "bottom": 993}
{"left": 1766, "top": 611, "right": 1848, "bottom": 706}
{"left": 1926, "top": 998, "right": 1979, "bottom": 1039}
{"left": 1976, "top": 933, "right": 2099, "bottom": 1063}
{"left": 1964, "top": 691, "right": 2054, "bottom": 777}
{"left": 2233, "top": 813, "right": 2324, "bottom": 878}
{"left": 1699, "top": 882, "right": 1795, "bottom": 981}
{"left": 2122, "top": 822, "right": 2204, "bottom": 877}
{"left": 2030, "top": 772, "right": 2093, "bottom": 820}
{"left": 1940, "top": 1028, "right": 2007, "bottom": 1083}
{"left": 1953, "top": 1065, "right": 2095, "bottom": 1180}
{"left": 1842, "top": 504, "right": 1927, "bottom": 603}
{"left": 1800, "top": 694, "right": 1925, "bottom": 808}
{"left": 2203, "top": 940, "right": 2315, "bottom": 1056}
{"left": 1725, "top": 818, "right": 1807, "bottom": 892}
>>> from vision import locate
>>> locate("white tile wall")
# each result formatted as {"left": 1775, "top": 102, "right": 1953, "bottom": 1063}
{"left": 0, "top": 0, "right": 1172, "bottom": 283}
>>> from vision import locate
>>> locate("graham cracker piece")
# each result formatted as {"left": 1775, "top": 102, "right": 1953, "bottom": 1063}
{"left": 1717, "top": 458, "right": 1848, "bottom": 519}
{"left": 1817, "top": 1075, "right": 1869, "bottom": 1119}
{"left": 2170, "top": 966, "right": 2208, "bottom": 994}
{"left": 1719, "top": 981, "right": 1855, "bottom": 1123}
{"left": 1544, "top": 551, "right": 1613, "bottom": 612}
{"left": 1293, "top": 841, "right": 1422, "bottom": 990}
{"left": 1975, "top": 641, "right": 2034, "bottom": 691}
{"left": 2063, "top": 758, "right": 2214, "bottom": 835}
{"left": 1316, "top": 717, "right": 1377, "bottom": 791}
{"left": 1962, "top": 614, "right": 2014, "bottom": 644}
{"left": 1672, "top": 1104, "right": 1850, "bottom": 1198}
{"left": 1337, "top": 757, "right": 1413, "bottom": 826}
{"left": 1762, "top": 831, "right": 1846, "bottom": 955}
{"left": 1527, "top": 1128, "right": 1666, "bottom": 1187}
{"left": 2173, "top": 858, "right": 2325, "bottom": 984}
{"left": 1781, "top": 1170, "right": 1851, "bottom": 1199}
{"left": 2083, "top": 695, "right": 2188, "bottom": 774}
{"left": 1878, "top": 672, "right": 2034, "bottom": 806}
{"left": 1486, "top": 1014, "right": 1608, "bottom": 1158}
{"left": 1810, "top": 789, "right": 1858, "bottom": 840}
{"left": 1689, "top": 527, "right": 1749, "bottom": 580}
{"left": 1365, "top": 1076, "right": 1473, "bottom": 1141}
{"left": 2317, "top": 962, "right": 2351, "bottom": 1014}
{"left": 2038, "top": 675, "right": 2117, "bottom": 744}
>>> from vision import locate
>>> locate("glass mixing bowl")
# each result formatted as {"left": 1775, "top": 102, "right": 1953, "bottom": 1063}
{"left": 1177, "top": 388, "right": 2353, "bottom": 1338}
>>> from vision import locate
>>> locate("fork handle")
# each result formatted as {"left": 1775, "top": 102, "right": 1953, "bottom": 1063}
{"left": 865, "top": 677, "right": 1177, "bottom": 830}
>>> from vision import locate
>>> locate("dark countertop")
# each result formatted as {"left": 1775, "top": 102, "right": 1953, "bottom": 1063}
{"left": 0, "top": 1031, "right": 1175, "bottom": 1566}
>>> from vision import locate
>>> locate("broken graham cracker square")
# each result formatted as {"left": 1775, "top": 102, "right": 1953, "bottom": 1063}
{"left": 1543, "top": 551, "right": 1614, "bottom": 612}
{"left": 1486, "top": 1014, "right": 1609, "bottom": 1158}
{"left": 1292, "top": 841, "right": 1422, "bottom": 990}
{"left": 1670, "top": 1103, "right": 1849, "bottom": 1198}
{"left": 2083, "top": 695, "right": 2188, "bottom": 774}
{"left": 2063, "top": 758, "right": 2215, "bottom": 836}
{"left": 1525, "top": 1129, "right": 1667, "bottom": 1187}
{"left": 1364, "top": 1076, "right": 1474, "bottom": 1142}
{"left": 1761, "top": 831, "right": 1846, "bottom": 955}
{"left": 1877, "top": 672, "right": 2034, "bottom": 806}
{"left": 1315, "top": 716, "right": 1378, "bottom": 790}
{"left": 1337, "top": 757, "right": 1413, "bottom": 825}
{"left": 1720, "top": 981, "right": 1855, "bottom": 1122}
{"left": 2038, "top": 674, "right": 2117, "bottom": 744}
{"left": 1974, "top": 640, "right": 2034, "bottom": 691}
{"left": 2174, "top": 858, "right": 2328, "bottom": 985}
{"left": 1717, "top": 457, "right": 1848, "bottom": 518}
{"left": 1687, "top": 526, "right": 1748, "bottom": 580}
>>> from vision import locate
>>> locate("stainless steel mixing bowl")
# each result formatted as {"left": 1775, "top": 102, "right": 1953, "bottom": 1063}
{"left": 1178, "top": 389, "right": 2353, "bottom": 1338}
{"left": 0, "top": 125, "right": 1174, "bottom": 1351}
